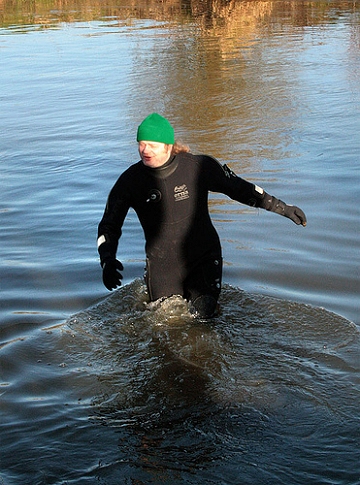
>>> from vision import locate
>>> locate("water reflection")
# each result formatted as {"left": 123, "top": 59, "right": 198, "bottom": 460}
{"left": 1, "top": 0, "right": 359, "bottom": 29}
{"left": 2, "top": 0, "right": 359, "bottom": 163}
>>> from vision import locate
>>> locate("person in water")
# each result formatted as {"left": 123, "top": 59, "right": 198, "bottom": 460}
{"left": 97, "top": 113, "right": 307, "bottom": 318}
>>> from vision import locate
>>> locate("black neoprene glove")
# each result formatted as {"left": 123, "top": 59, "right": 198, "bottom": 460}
{"left": 272, "top": 200, "right": 307, "bottom": 226}
{"left": 282, "top": 204, "right": 307, "bottom": 226}
{"left": 102, "top": 259, "right": 123, "bottom": 291}
{"left": 262, "top": 193, "right": 307, "bottom": 226}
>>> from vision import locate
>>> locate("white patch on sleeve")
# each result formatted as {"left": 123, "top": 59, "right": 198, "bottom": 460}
{"left": 254, "top": 185, "right": 264, "bottom": 195}
{"left": 97, "top": 235, "right": 106, "bottom": 248}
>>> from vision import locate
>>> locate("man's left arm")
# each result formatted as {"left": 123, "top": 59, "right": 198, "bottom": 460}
{"left": 253, "top": 184, "right": 307, "bottom": 226}
{"left": 208, "top": 158, "right": 307, "bottom": 226}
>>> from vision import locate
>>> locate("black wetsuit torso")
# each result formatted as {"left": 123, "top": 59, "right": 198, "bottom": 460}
{"left": 98, "top": 152, "right": 266, "bottom": 300}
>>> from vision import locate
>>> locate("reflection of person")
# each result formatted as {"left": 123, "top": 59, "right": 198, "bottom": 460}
{"left": 97, "top": 113, "right": 306, "bottom": 318}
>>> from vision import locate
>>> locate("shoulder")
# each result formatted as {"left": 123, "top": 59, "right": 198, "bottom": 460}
{"left": 176, "top": 152, "right": 220, "bottom": 168}
{"left": 192, "top": 154, "right": 229, "bottom": 177}
{"left": 177, "top": 153, "right": 231, "bottom": 189}
{"left": 108, "top": 162, "right": 144, "bottom": 198}
{"left": 115, "top": 161, "right": 143, "bottom": 183}
{"left": 122, "top": 160, "right": 144, "bottom": 176}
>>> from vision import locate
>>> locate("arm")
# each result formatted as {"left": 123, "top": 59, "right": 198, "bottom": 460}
{"left": 97, "top": 178, "right": 131, "bottom": 289}
{"left": 256, "top": 187, "right": 307, "bottom": 226}
{"left": 207, "top": 158, "right": 307, "bottom": 226}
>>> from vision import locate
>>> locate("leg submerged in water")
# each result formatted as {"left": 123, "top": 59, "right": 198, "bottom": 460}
{"left": 186, "top": 254, "right": 222, "bottom": 319}
{"left": 144, "top": 252, "right": 222, "bottom": 318}
{"left": 188, "top": 294, "right": 219, "bottom": 319}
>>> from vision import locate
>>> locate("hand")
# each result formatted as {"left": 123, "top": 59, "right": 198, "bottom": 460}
{"left": 284, "top": 205, "right": 307, "bottom": 226}
{"left": 102, "top": 259, "right": 124, "bottom": 291}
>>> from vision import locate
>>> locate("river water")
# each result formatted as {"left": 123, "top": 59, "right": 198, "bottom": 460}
{"left": 1, "top": 1, "right": 359, "bottom": 484}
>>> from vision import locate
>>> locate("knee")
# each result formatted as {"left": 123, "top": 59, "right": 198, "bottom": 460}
{"left": 189, "top": 295, "right": 218, "bottom": 319}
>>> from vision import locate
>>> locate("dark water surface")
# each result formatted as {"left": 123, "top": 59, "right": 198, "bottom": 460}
{"left": 1, "top": 1, "right": 360, "bottom": 484}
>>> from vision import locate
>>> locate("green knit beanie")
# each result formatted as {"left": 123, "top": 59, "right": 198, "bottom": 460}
{"left": 136, "top": 113, "right": 175, "bottom": 144}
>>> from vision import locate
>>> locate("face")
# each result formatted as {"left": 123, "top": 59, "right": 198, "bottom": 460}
{"left": 138, "top": 141, "right": 173, "bottom": 168}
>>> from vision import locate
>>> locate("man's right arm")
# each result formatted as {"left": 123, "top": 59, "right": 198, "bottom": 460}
{"left": 97, "top": 180, "right": 130, "bottom": 289}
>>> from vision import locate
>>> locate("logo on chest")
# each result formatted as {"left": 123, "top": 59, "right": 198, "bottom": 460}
{"left": 174, "top": 184, "right": 189, "bottom": 202}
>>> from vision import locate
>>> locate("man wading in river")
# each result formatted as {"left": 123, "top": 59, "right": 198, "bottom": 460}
{"left": 97, "top": 113, "right": 307, "bottom": 319}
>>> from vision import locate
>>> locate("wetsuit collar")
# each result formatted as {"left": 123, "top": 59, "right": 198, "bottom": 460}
{"left": 143, "top": 155, "right": 178, "bottom": 178}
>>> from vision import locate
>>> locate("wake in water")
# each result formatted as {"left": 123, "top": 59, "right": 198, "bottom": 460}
{"left": 65, "top": 279, "right": 358, "bottom": 414}
{"left": 58, "top": 280, "right": 360, "bottom": 483}
{"left": 2, "top": 279, "right": 359, "bottom": 484}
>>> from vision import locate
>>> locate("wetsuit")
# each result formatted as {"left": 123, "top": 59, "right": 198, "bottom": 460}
{"left": 98, "top": 152, "right": 298, "bottom": 317}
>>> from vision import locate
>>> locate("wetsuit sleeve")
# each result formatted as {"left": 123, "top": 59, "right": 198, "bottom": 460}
{"left": 205, "top": 156, "right": 268, "bottom": 207}
{"left": 205, "top": 157, "right": 307, "bottom": 225}
{"left": 97, "top": 177, "right": 131, "bottom": 266}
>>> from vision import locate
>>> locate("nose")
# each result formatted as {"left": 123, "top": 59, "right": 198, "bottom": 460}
{"left": 141, "top": 144, "right": 151, "bottom": 154}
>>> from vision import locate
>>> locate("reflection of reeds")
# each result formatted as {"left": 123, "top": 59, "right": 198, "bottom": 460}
{"left": 1, "top": 0, "right": 358, "bottom": 30}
